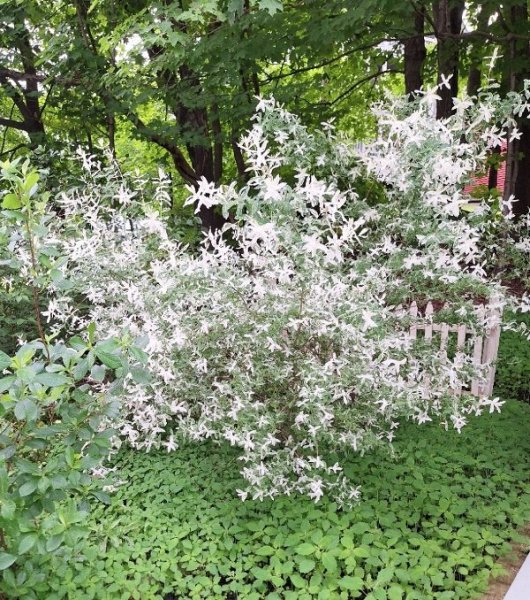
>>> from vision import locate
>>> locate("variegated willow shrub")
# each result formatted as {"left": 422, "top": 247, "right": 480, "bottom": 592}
{"left": 8, "top": 86, "right": 530, "bottom": 506}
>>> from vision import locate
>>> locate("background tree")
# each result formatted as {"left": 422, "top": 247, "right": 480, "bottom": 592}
{"left": 1, "top": 0, "right": 530, "bottom": 219}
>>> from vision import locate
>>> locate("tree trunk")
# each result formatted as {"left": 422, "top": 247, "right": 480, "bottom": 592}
{"left": 0, "top": 11, "right": 46, "bottom": 147}
{"left": 488, "top": 146, "right": 500, "bottom": 190}
{"left": 175, "top": 66, "right": 227, "bottom": 231}
{"left": 432, "top": 0, "right": 465, "bottom": 119}
{"left": 211, "top": 103, "right": 223, "bottom": 184}
{"left": 466, "top": 6, "right": 492, "bottom": 97}
{"left": 466, "top": 67, "right": 481, "bottom": 97}
{"left": 16, "top": 28, "right": 45, "bottom": 145}
{"left": 404, "top": 7, "right": 426, "bottom": 97}
{"left": 232, "top": 135, "right": 249, "bottom": 183}
{"left": 72, "top": 0, "right": 226, "bottom": 231}
{"left": 503, "top": 3, "right": 530, "bottom": 217}
{"left": 513, "top": 120, "right": 530, "bottom": 217}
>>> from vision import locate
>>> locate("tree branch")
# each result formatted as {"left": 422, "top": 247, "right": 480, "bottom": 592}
{"left": 260, "top": 40, "right": 390, "bottom": 84}
{"left": 0, "top": 67, "right": 79, "bottom": 87}
{"left": 0, "top": 75, "right": 32, "bottom": 121}
{"left": 326, "top": 67, "right": 403, "bottom": 108}
{"left": 127, "top": 112, "right": 198, "bottom": 185}
{"left": 0, "top": 117, "right": 30, "bottom": 131}
{"left": 0, "top": 143, "right": 27, "bottom": 158}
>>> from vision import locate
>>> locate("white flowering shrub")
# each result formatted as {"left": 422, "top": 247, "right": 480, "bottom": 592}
{"left": 25, "top": 86, "right": 530, "bottom": 504}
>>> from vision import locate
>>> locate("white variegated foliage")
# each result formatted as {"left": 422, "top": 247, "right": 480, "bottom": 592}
{"left": 32, "top": 86, "right": 530, "bottom": 503}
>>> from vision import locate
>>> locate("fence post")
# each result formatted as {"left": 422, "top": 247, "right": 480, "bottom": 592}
{"left": 455, "top": 324, "right": 467, "bottom": 396}
{"left": 471, "top": 305, "right": 485, "bottom": 396}
{"left": 409, "top": 302, "right": 418, "bottom": 340}
{"left": 482, "top": 300, "right": 502, "bottom": 397}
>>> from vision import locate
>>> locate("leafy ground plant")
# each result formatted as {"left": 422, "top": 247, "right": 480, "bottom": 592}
{"left": 33, "top": 400, "right": 530, "bottom": 600}
{"left": 494, "top": 312, "right": 530, "bottom": 402}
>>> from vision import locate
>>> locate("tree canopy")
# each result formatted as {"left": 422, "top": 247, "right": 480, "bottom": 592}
{"left": 1, "top": 0, "right": 530, "bottom": 222}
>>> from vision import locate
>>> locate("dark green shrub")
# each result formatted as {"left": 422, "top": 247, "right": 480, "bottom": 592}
{"left": 0, "top": 330, "right": 148, "bottom": 598}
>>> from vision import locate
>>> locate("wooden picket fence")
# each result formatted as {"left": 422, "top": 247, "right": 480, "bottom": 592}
{"left": 398, "top": 300, "right": 502, "bottom": 397}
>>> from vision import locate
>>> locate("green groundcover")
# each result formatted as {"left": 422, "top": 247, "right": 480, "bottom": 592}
{"left": 35, "top": 400, "right": 530, "bottom": 600}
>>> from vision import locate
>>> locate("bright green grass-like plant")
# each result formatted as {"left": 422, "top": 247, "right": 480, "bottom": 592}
{"left": 34, "top": 400, "right": 530, "bottom": 600}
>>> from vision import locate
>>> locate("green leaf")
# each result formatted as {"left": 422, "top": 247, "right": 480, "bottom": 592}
{"left": 1, "top": 500, "right": 16, "bottom": 520}
{"left": 430, "top": 573, "right": 445, "bottom": 586}
{"left": 388, "top": 585, "right": 404, "bottom": 600}
{"left": 295, "top": 543, "right": 316, "bottom": 556}
{"left": 23, "top": 171, "right": 39, "bottom": 194}
{"left": 257, "top": 0, "right": 282, "bottom": 15}
{"left": 64, "top": 447, "right": 75, "bottom": 468}
{"left": 16, "top": 458, "right": 40, "bottom": 475}
{"left": 377, "top": 567, "right": 395, "bottom": 585}
{"left": 298, "top": 558, "right": 315, "bottom": 574}
{"left": 0, "top": 553, "right": 16, "bottom": 570}
{"left": 14, "top": 399, "right": 39, "bottom": 422}
{"left": 290, "top": 573, "right": 306, "bottom": 588}
{"left": 90, "top": 365, "right": 106, "bottom": 382}
{"left": 130, "top": 367, "right": 152, "bottom": 384}
{"left": 72, "top": 358, "right": 89, "bottom": 381}
{"left": 0, "top": 376, "right": 16, "bottom": 393}
{"left": 17, "top": 366, "right": 36, "bottom": 383}
{"left": 0, "top": 446, "right": 15, "bottom": 461}
{"left": 87, "top": 322, "right": 96, "bottom": 345}
{"left": 250, "top": 566, "right": 270, "bottom": 581}
{"left": 18, "top": 534, "right": 37, "bottom": 555}
{"left": 16, "top": 346, "right": 36, "bottom": 366}
{"left": 45, "top": 534, "right": 64, "bottom": 552}
{"left": 129, "top": 346, "right": 148, "bottom": 364}
{"left": 37, "top": 477, "right": 50, "bottom": 493}
{"left": 321, "top": 552, "right": 337, "bottom": 572}
{"left": 69, "top": 337, "right": 86, "bottom": 351}
{"left": 0, "top": 467, "right": 8, "bottom": 495}
{"left": 94, "top": 349, "right": 122, "bottom": 370}
{"left": 256, "top": 545, "right": 275, "bottom": 556}
{"left": 19, "top": 481, "right": 37, "bottom": 497}
{"left": 0, "top": 351, "right": 11, "bottom": 371}
{"left": 34, "top": 372, "right": 70, "bottom": 387}
{"left": 339, "top": 576, "right": 364, "bottom": 591}
{"left": 353, "top": 545, "right": 370, "bottom": 558}
{"left": 93, "top": 491, "right": 111, "bottom": 504}
{"left": 1, "top": 194, "right": 21, "bottom": 209}
{"left": 350, "top": 522, "right": 370, "bottom": 535}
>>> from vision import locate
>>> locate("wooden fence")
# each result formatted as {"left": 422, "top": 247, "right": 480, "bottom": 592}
{"left": 397, "top": 300, "right": 502, "bottom": 397}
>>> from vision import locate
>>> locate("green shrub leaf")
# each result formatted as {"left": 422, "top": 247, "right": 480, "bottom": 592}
{"left": 0, "top": 351, "right": 11, "bottom": 371}
{"left": 0, "top": 553, "right": 17, "bottom": 570}
{"left": 34, "top": 372, "right": 70, "bottom": 387}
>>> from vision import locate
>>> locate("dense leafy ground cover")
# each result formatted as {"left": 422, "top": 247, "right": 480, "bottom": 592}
{"left": 31, "top": 400, "right": 530, "bottom": 600}
{"left": 494, "top": 313, "right": 530, "bottom": 402}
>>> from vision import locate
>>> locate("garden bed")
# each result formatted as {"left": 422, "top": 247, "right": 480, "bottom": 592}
{"left": 31, "top": 400, "right": 530, "bottom": 599}
{"left": 481, "top": 525, "right": 530, "bottom": 599}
